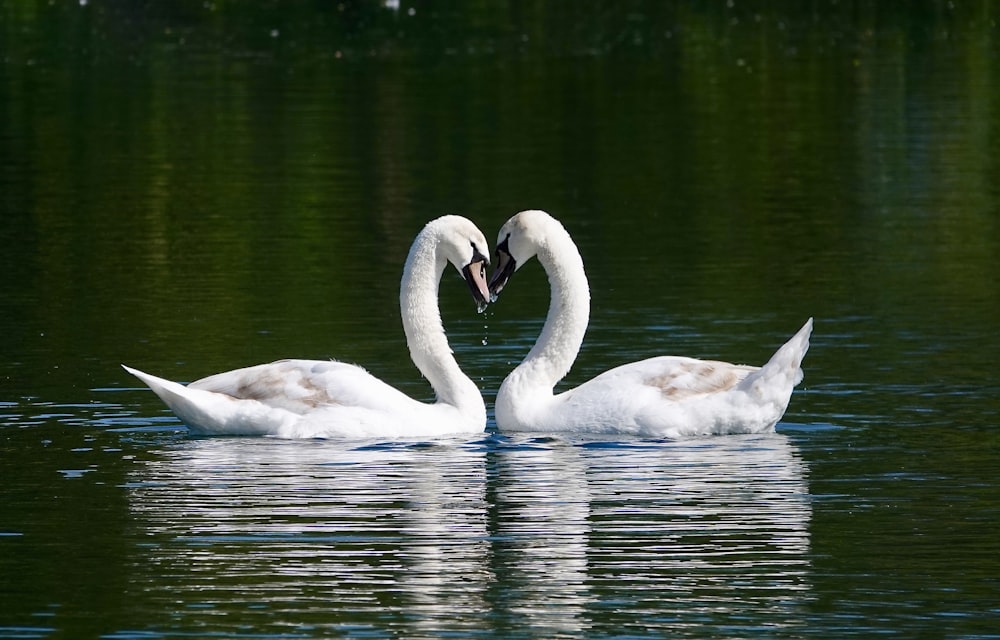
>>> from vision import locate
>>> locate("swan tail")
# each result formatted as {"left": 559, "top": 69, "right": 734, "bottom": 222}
{"left": 122, "top": 364, "right": 288, "bottom": 435}
{"left": 737, "top": 318, "right": 813, "bottom": 405}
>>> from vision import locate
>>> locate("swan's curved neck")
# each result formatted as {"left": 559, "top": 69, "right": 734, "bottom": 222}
{"left": 510, "top": 227, "right": 591, "bottom": 394}
{"left": 400, "top": 236, "right": 484, "bottom": 419}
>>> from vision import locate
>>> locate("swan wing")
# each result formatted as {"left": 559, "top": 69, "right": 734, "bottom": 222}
{"left": 530, "top": 357, "right": 756, "bottom": 435}
{"left": 542, "top": 321, "right": 812, "bottom": 436}
{"left": 123, "top": 365, "right": 297, "bottom": 435}
{"left": 124, "top": 361, "right": 430, "bottom": 437}
{"left": 188, "top": 359, "right": 415, "bottom": 415}
{"left": 578, "top": 356, "right": 757, "bottom": 401}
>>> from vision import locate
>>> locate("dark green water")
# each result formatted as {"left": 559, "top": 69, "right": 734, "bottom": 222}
{"left": 2, "top": 2, "right": 1000, "bottom": 638}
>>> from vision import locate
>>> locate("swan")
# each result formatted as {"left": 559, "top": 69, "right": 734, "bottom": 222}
{"left": 123, "top": 215, "right": 491, "bottom": 439}
{"left": 487, "top": 209, "right": 812, "bottom": 438}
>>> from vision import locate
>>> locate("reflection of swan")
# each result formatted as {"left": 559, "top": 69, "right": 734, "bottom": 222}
{"left": 489, "top": 434, "right": 812, "bottom": 636}
{"left": 123, "top": 434, "right": 810, "bottom": 635}
{"left": 125, "top": 438, "right": 490, "bottom": 633}
{"left": 488, "top": 439, "right": 593, "bottom": 635}
{"left": 123, "top": 216, "right": 491, "bottom": 438}
{"left": 488, "top": 210, "right": 812, "bottom": 437}
{"left": 580, "top": 434, "right": 813, "bottom": 628}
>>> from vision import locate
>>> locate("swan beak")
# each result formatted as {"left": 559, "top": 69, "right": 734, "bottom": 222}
{"left": 488, "top": 239, "right": 516, "bottom": 302}
{"left": 462, "top": 257, "right": 490, "bottom": 313}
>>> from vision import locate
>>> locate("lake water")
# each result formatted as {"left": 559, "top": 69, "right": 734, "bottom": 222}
{"left": 2, "top": 2, "right": 1000, "bottom": 638}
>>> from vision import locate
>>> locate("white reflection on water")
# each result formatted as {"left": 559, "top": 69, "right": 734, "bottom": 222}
{"left": 488, "top": 438, "right": 594, "bottom": 635}
{"left": 489, "top": 434, "right": 813, "bottom": 637}
{"left": 126, "top": 437, "right": 491, "bottom": 637}
{"left": 124, "top": 434, "right": 811, "bottom": 637}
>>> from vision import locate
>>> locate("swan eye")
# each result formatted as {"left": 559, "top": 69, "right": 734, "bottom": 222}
{"left": 470, "top": 241, "right": 488, "bottom": 266}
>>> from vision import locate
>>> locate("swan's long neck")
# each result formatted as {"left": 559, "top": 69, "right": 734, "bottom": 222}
{"left": 400, "top": 234, "right": 484, "bottom": 421}
{"left": 509, "top": 227, "right": 591, "bottom": 395}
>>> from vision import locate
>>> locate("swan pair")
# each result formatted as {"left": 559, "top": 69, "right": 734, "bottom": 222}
{"left": 124, "top": 211, "right": 812, "bottom": 439}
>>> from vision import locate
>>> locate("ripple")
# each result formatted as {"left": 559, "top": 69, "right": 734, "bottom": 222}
{"left": 113, "top": 433, "right": 814, "bottom": 637}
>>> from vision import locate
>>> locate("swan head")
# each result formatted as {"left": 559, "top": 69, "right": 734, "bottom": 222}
{"left": 434, "top": 215, "right": 491, "bottom": 313}
{"left": 488, "top": 209, "right": 555, "bottom": 301}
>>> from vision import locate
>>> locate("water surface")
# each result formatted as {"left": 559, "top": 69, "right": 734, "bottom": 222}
{"left": 2, "top": 2, "right": 1000, "bottom": 638}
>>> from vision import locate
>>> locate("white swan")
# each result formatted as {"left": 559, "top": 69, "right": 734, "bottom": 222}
{"left": 487, "top": 209, "right": 812, "bottom": 438}
{"left": 123, "top": 215, "right": 491, "bottom": 439}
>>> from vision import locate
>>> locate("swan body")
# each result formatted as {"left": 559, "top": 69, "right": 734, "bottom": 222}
{"left": 488, "top": 209, "right": 812, "bottom": 438}
{"left": 124, "top": 215, "right": 492, "bottom": 439}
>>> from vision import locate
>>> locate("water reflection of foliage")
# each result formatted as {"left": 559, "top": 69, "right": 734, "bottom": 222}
{"left": 3, "top": 0, "right": 997, "bottom": 392}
